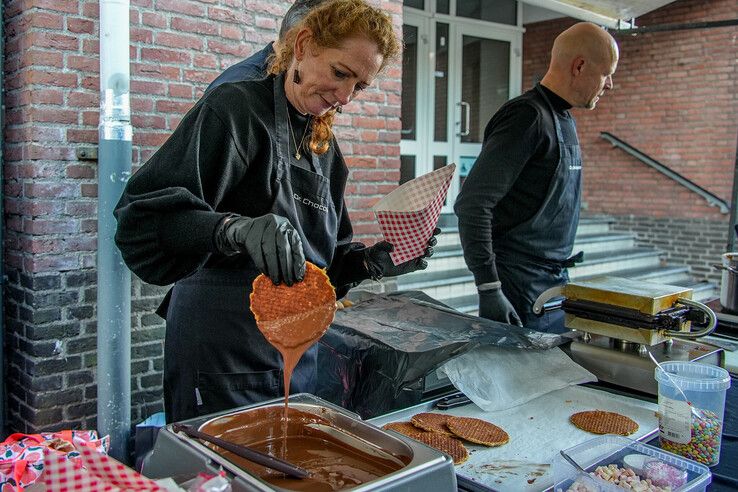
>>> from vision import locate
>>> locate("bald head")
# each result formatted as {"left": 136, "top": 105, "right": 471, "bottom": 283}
{"left": 541, "top": 22, "right": 619, "bottom": 110}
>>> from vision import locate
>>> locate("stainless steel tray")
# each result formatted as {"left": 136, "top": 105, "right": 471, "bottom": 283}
{"left": 369, "top": 385, "right": 659, "bottom": 492}
{"left": 142, "top": 393, "right": 457, "bottom": 491}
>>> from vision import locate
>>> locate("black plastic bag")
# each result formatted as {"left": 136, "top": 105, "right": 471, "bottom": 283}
{"left": 316, "top": 291, "right": 566, "bottom": 418}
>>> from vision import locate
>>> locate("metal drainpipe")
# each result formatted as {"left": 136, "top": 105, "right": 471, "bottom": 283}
{"left": 97, "top": 0, "right": 132, "bottom": 462}
{"left": 729, "top": 131, "right": 738, "bottom": 252}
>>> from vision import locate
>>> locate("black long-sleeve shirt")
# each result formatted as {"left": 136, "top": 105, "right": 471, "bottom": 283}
{"left": 114, "top": 76, "right": 365, "bottom": 294}
{"left": 454, "top": 85, "right": 574, "bottom": 285}
{"left": 206, "top": 43, "right": 273, "bottom": 92}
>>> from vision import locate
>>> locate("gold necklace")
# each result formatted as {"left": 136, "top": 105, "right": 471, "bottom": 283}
{"left": 286, "top": 108, "right": 311, "bottom": 160}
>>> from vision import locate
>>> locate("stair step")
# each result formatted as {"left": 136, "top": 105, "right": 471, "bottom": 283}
{"left": 573, "top": 233, "right": 635, "bottom": 255}
{"left": 397, "top": 267, "right": 476, "bottom": 301}
{"left": 443, "top": 293, "right": 479, "bottom": 313}
{"left": 676, "top": 280, "right": 718, "bottom": 302}
{"left": 576, "top": 216, "right": 615, "bottom": 236}
{"left": 433, "top": 221, "right": 623, "bottom": 253}
{"left": 425, "top": 252, "right": 467, "bottom": 272}
{"left": 569, "top": 248, "right": 663, "bottom": 279}
{"left": 418, "top": 280, "right": 477, "bottom": 301}
{"left": 436, "top": 227, "right": 461, "bottom": 248}
{"left": 578, "top": 265, "right": 691, "bottom": 285}
{"left": 426, "top": 232, "right": 640, "bottom": 275}
{"left": 398, "top": 268, "right": 473, "bottom": 289}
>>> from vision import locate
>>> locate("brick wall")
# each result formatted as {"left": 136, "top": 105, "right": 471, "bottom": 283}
{"left": 609, "top": 215, "right": 729, "bottom": 285}
{"left": 2, "top": 0, "right": 402, "bottom": 433}
{"left": 522, "top": 0, "right": 737, "bottom": 286}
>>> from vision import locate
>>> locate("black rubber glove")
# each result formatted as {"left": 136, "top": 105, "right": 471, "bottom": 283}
{"left": 215, "top": 214, "right": 305, "bottom": 286}
{"left": 364, "top": 228, "right": 440, "bottom": 280}
{"left": 478, "top": 288, "right": 523, "bottom": 327}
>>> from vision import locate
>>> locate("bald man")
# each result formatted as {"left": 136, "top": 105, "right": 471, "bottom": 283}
{"left": 454, "top": 22, "right": 619, "bottom": 333}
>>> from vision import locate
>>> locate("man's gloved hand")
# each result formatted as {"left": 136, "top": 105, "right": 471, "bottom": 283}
{"left": 215, "top": 214, "right": 305, "bottom": 286}
{"left": 364, "top": 228, "right": 440, "bottom": 280}
{"left": 478, "top": 288, "right": 523, "bottom": 326}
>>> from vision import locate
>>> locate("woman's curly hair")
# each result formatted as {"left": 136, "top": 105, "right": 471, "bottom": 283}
{"left": 268, "top": 0, "right": 400, "bottom": 155}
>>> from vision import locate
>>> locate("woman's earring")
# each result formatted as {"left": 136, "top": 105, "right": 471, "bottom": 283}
{"left": 293, "top": 68, "right": 301, "bottom": 84}
{"left": 335, "top": 106, "right": 343, "bottom": 113}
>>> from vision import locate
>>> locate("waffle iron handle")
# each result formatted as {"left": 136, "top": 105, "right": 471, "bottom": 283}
{"left": 532, "top": 285, "right": 565, "bottom": 315}
{"left": 670, "top": 297, "right": 717, "bottom": 339}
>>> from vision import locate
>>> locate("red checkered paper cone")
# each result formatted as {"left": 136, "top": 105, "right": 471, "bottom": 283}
{"left": 373, "top": 164, "right": 455, "bottom": 265}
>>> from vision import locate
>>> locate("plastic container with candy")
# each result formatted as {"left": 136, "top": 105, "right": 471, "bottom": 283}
{"left": 654, "top": 361, "right": 731, "bottom": 466}
{"left": 554, "top": 435, "right": 711, "bottom": 492}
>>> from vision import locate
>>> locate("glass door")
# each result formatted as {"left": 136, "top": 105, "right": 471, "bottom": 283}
{"left": 399, "top": 12, "right": 431, "bottom": 186}
{"left": 401, "top": 4, "right": 522, "bottom": 212}
{"left": 450, "top": 22, "right": 521, "bottom": 204}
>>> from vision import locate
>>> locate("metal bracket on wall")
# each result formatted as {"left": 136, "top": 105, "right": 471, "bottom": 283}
{"left": 76, "top": 146, "right": 98, "bottom": 161}
{"left": 600, "top": 132, "right": 730, "bottom": 214}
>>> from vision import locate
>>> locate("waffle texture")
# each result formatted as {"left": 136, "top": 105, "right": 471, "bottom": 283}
{"left": 570, "top": 410, "right": 639, "bottom": 435}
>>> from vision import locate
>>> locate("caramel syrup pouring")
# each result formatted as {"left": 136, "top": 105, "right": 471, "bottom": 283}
{"left": 250, "top": 263, "right": 337, "bottom": 449}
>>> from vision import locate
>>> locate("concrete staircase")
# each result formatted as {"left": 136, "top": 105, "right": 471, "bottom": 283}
{"left": 394, "top": 215, "right": 717, "bottom": 314}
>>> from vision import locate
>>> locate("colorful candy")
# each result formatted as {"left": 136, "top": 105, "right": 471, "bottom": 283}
{"left": 565, "top": 464, "right": 673, "bottom": 492}
{"left": 659, "top": 409, "right": 722, "bottom": 465}
{"left": 643, "top": 460, "right": 687, "bottom": 488}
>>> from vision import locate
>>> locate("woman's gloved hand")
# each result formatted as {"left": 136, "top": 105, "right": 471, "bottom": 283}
{"left": 478, "top": 288, "right": 523, "bottom": 326}
{"left": 364, "top": 228, "right": 440, "bottom": 280}
{"left": 215, "top": 214, "right": 305, "bottom": 285}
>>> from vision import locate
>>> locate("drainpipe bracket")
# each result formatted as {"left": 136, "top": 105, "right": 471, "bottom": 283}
{"left": 76, "top": 146, "right": 99, "bottom": 161}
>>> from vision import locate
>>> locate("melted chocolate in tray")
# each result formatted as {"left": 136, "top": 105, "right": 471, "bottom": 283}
{"left": 200, "top": 406, "right": 408, "bottom": 491}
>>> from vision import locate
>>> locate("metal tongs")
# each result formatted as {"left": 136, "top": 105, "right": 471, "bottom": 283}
{"left": 171, "top": 423, "right": 310, "bottom": 479}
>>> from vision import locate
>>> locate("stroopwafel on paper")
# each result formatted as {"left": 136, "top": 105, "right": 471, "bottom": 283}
{"left": 414, "top": 432, "right": 469, "bottom": 465}
{"left": 382, "top": 419, "right": 468, "bottom": 464}
{"left": 446, "top": 416, "right": 509, "bottom": 447}
{"left": 382, "top": 421, "right": 430, "bottom": 439}
{"left": 569, "top": 410, "right": 639, "bottom": 435}
{"left": 410, "top": 412, "right": 453, "bottom": 435}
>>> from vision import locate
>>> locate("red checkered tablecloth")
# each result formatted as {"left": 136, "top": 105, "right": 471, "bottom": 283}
{"left": 43, "top": 448, "right": 164, "bottom": 492}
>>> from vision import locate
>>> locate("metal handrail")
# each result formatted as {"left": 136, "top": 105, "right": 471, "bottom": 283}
{"left": 600, "top": 132, "right": 730, "bottom": 214}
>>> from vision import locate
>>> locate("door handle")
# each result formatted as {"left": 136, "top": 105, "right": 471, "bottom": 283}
{"left": 457, "top": 101, "right": 470, "bottom": 137}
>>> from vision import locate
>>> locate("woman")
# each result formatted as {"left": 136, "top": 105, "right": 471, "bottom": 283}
{"left": 114, "top": 0, "right": 436, "bottom": 423}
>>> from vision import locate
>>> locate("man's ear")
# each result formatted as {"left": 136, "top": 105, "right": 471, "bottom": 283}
{"left": 571, "top": 56, "right": 585, "bottom": 77}
{"left": 294, "top": 28, "right": 313, "bottom": 62}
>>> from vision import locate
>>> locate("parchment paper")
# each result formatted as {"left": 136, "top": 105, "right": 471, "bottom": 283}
{"left": 439, "top": 347, "right": 597, "bottom": 412}
{"left": 369, "top": 385, "right": 659, "bottom": 492}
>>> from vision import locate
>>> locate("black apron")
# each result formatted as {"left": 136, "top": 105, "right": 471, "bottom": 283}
{"left": 164, "top": 74, "right": 339, "bottom": 423}
{"left": 494, "top": 84, "right": 582, "bottom": 333}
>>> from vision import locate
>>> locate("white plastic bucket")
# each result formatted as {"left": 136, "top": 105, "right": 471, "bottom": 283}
{"left": 654, "top": 361, "right": 731, "bottom": 466}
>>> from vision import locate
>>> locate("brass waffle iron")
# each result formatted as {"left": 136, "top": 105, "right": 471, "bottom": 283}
{"left": 533, "top": 276, "right": 722, "bottom": 395}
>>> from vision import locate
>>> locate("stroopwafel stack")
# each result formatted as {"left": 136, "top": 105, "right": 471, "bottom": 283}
{"left": 383, "top": 411, "right": 510, "bottom": 465}
{"left": 570, "top": 410, "right": 639, "bottom": 436}
{"left": 446, "top": 416, "right": 509, "bottom": 447}
{"left": 414, "top": 432, "right": 469, "bottom": 464}
{"left": 410, "top": 412, "right": 453, "bottom": 435}
{"left": 382, "top": 420, "right": 468, "bottom": 464}
{"left": 382, "top": 421, "right": 430, "bottom": 440}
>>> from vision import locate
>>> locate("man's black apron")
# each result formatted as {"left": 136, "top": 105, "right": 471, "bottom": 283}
{"left": 493, "top": 84, "right": 582, "bottom": 333}
{"left": 164, "top": 74, "right": 339, "bottom": 423}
